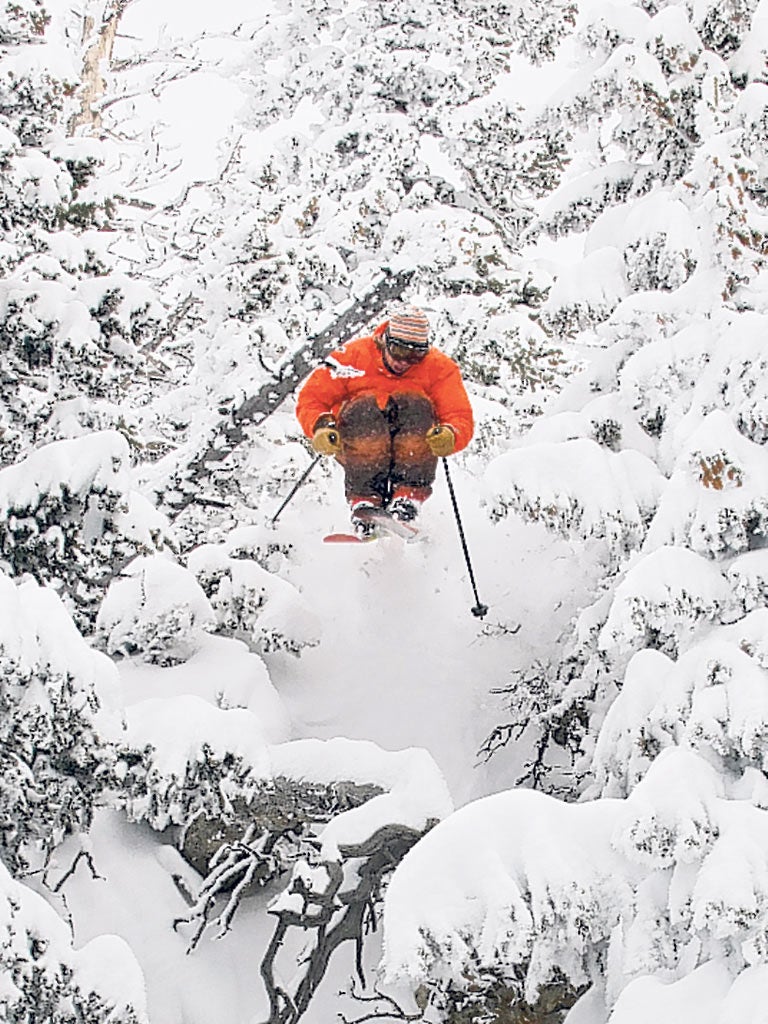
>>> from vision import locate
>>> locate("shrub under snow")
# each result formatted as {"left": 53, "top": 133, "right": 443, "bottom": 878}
{"left": 0, "top": 431, "right": 171, "bottom": 630}
{"left": 96, "top": 555, "right": 215, "bottom": 665}
{"left": 0, "top": 572, "right": 123, "bottom": 872}
{"left": 382, "top": 748, "right": 768, "bottom": 1020}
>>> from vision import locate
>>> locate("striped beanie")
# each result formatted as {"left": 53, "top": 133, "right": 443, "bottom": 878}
{"left": 387, "top": 305, "right": 430, "bottom": 349}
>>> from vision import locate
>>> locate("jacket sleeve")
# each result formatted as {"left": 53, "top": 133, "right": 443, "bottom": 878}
{"left": 430, "top": 355, "right": 474, "bottom": 452}
{"left": 295, "top": 355, "right": 352, "bottom": 438}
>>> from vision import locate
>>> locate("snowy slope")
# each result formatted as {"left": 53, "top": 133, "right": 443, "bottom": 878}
{"left": 47, "top": 429, "right": 601, "bottom": 1024}
{"left": 269, "top": 450, "right": 600, "bottom": 807}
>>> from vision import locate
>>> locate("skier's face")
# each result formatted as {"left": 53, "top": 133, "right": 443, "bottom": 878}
{"left": 383, "top": 333, "right": 428, "bottom": 375}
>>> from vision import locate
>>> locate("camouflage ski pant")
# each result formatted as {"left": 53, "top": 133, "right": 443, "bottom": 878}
{"left": 336, "top": 393, "right": 437, "bottom": 506}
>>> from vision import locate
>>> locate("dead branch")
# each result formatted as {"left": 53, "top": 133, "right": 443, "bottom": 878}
{"left": 259, "top": 823, "right": 428, "bottom": 1024}
{"left": 51, "top": 848, "right": 105, "bottom": 891}
{"left": 141, "top": 293, "right": 200, "bottom": 354}
{"left": 340, "top": 983, "right": 426, "bottom": 1024}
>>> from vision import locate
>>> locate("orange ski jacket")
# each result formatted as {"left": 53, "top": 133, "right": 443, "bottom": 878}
{"left": 296, "top": 326, "right": 474, "bottom": 452}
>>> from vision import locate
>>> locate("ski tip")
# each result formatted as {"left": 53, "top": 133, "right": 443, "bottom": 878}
{"left": 323, "top": 533, "right": 374, "bottom": 544}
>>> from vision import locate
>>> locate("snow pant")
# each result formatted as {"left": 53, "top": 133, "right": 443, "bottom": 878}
{"left": 336, "top": 393, "right": 438, "bottom": 506}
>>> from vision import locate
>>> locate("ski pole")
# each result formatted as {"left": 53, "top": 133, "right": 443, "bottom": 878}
{"left": 442, "top": 457, "right": 488, "bottom": 619}
{"left": 271, "top": 453, "right": 322, "bottom": 525}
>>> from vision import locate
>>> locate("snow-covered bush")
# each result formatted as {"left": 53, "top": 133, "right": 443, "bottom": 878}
{"left": 597, "top": 545, "right": 728, "bottom": 662}
{"left": 382, "top": 786, "right": 631, "bottom": 1016}
{"left": 647, "top": 411, "right": 768, "bottom": 558}
{"left": 667, "top": 313, "right": 768, "bottom": 447}
{"left": 187, "top": 533, "right": 320, "bottom": 656}
{"left": 0, "top": 431, "right": 171, "bottom": 629}
{"left": 617, "top": 321, "right": 713, "bottom": 440}
{"left": 486, "top": 438, "right": 663, "bottom": 564}
{"left": 382, "top": 747, "right": 768, "bottom": 1021}
{"left": 119, "top": 696, "right": 274, "bottom": 834}
{"left": 96, "top": 555, "right": 215, "bottom": 665}
{"left": 0, "top": 572, "right": 123, "bottom": 873}
{"left": 726, "top": 551, "right": 768, "bottom": 614}
{"left": 683, "top": 136, "right": 764, "bottom": 298}
{"left": 594, "top": 630, "right": 768, "bottom": 797}
{"left": 537, "top": 162, "right": 650, "bottom": 239}
{"left": 452, "top": 307, "right": 571, "bottom": 406}
{"left": 590, "top": 192, "right": 702, "bottom": 293}
{"left": 0, "top": 857, "right": 147, "bottom": 1023}
{"left": 540, "top": 192, "right": 699, "bottom": 336}
{"left": 537, "top": 247, "right": 628, "bottom": 338}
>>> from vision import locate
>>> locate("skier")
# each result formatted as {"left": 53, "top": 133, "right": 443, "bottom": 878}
{"left": 296, "top": 305, "right": 474, "bottom": 537}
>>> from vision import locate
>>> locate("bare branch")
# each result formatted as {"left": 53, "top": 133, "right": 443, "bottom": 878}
{"left": 52, "top": 848, "right": 105, "bottom": 892}
{"left": 339, "top": 983, "right": 426, "bottom": 1024}
{"left": 258, "top": 823, "right": 429, "bottom": 1024}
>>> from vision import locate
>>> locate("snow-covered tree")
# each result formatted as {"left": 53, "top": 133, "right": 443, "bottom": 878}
{"left": 0, "top": 0, "right": 163, "bottom": 465}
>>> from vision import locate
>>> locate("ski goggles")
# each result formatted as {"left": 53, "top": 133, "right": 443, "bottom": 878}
{"left": 385, "top": 332, "right": 429, "bottom": 364}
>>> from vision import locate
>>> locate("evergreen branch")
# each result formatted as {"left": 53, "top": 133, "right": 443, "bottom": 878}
{"left": 456, "top": 163, "right": 533, "bottom": 257}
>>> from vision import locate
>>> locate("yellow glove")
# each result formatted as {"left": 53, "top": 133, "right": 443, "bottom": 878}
{"left": 426, "top": 424, "right": 456, "bottom": 457}
{"left": 312, "top": 425, "right": 342, "bottom": 456}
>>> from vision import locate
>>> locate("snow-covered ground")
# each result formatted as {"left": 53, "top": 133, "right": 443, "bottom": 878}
{"left": 269, "top": 457, "right": 598, "bottom": 806}
{"left": 47, "top": 445, "right": 601, "bottom": 1023}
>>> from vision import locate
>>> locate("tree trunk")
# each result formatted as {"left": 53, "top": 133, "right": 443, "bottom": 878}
{"left": 70, "top": 0, "right": 131, "bottom": 135}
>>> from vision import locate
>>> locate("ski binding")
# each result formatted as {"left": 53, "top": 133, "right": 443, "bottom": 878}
{"left": 323, "top": 508, "right": 420, "bottom": 544}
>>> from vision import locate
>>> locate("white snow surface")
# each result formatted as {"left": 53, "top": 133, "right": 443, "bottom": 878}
{"left": 54, "top": 452, "right": 595, "bottom": 1024}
